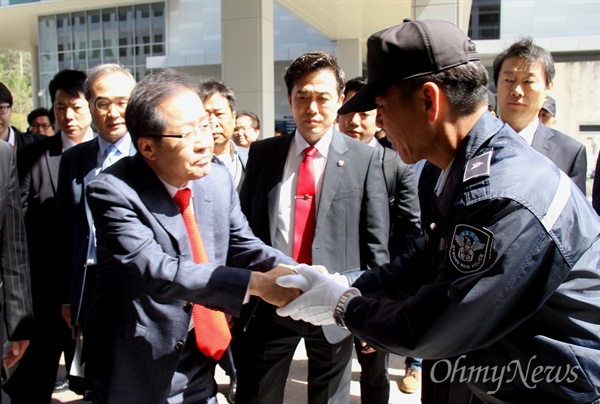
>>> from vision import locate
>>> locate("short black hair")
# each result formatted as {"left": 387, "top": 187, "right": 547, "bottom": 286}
{"left": 344, "top": 77, "right": 367, "bottom": 98}
{"left": 48, "top": 69, "right": 87, "bottom": 104}
{"left": 125, "top": 68, "right": 198, "bottom": 148}
{"left": 236, "top": 111, "right": 260, "bottom": 130}
{"left": 0, "top": 82, "right": 13, "bottom": 107}
{"left": 27, "top": 107, "right": 54, "bottom": 126}
{"left": 284, "top": 52, "right": 345, "bottom": 96}
{"left": 493, "top": 37, "right": 555, "bottom": 87}
{"left": 197, "top": 78, "right": 236, "bottom": 112}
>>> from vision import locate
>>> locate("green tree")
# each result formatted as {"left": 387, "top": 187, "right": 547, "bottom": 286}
{"left": 0, "top": 48, "right": 33, "bottom": 132}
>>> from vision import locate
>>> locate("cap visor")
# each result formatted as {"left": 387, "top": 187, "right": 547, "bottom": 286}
{"left": 338, "top": 84, "right": 382, "bottom": 115}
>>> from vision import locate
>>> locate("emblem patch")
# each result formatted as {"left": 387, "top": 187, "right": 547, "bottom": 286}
{"left": 449, "top": 224, "right": 493, "bottom": 273}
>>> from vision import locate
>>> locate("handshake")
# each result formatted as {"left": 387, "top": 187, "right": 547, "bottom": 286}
{"left": 275, "top": 264, "right": 361, "bottom": 327}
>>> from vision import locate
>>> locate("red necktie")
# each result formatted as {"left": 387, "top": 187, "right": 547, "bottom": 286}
{"left": 173, "top": 188, "right": 231, "bottom": 360}
{"left": 293, "top": 146, "right": 317, "bottom": 264}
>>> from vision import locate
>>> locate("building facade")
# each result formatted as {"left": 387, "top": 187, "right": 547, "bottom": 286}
{"left": 1, "top": 0, "right": 598, "bottom": 170}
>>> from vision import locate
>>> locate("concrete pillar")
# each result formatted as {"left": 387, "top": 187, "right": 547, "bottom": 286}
{"left": 337, "top": 38, "right": 363, "bottom": 80}
{"left": 222, "top": 0, "right": 275, "bottom": 138}
{"left": 412, "top": 0, "right": 473, "bottom": 33}
{"left": 30, "top": 47, "right": 40, "bottom": 108}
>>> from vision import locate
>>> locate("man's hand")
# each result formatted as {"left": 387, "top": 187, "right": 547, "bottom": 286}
{"left": 61, "top": 305, "right": 72, "bottom": 329}
{"left": 249, "top": 264, "right": 301, "bottom": 307}
{"left": 3, "top": 340, "right": 30, "bottom": 368}
{"left": 276, "top": 265, "right": 359, "bottom": 325}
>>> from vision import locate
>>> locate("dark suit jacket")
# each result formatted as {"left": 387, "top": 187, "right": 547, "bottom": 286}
{"left": 377, "top": 142, "right": 421, "bottom": 256}
{"left": 531, "top": 123, "right": 587, "bottom": 195}
{"left": 239, "top": 130, "right": 389, "bottom": 342}
{"left": 19, "top": 134, "right": 64, "bottom": 314}
{"left": 85, "top": 154, "right": 295, "bottom": 402}
{"left": 0, "top": 139, "right": 33, "bottom": 353}
{"left": 240, "top": 130, "right": 390, "bottom": 273}
{"left": 14, "top": 127, "right": 44, "bottom": 177}
{"left": 57, "top": 136, "right": 137, "bottom": 329}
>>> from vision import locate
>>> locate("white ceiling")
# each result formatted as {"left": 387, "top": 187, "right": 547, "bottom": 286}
{"left": 0, "top": 0, "right": 412, "bottom": 53}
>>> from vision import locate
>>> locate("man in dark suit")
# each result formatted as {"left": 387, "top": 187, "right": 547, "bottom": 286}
{"left": 84, "top": 68, "right": 299, "bottom": 403}
{"left": 593, "top": 150, "right": 600, "bottom": 215}
{"left": 277, "top": 20, "right": 600, "bottom": 403}
{"left": 198, "top": 79, "right": 248, "bottom": 192}
{"left": 0, "top": 83, "right": 45, "bottom": 170}
{"left": 0, "top": 139, "right": 33, "bottom": 391}
{"left": 5, "top": 70, "right": 94, "bottom": 404}
{"left": 493, "top": 38, "right": 587, "bottom": 194}
{"left": 58, "top": 64, "right": 136, "bottom": 337}
{"left": 236, "top": 52, "right": 390, "bottom": 403}
{"left": 337, "top": 76, "right": 421, "bottom": 402}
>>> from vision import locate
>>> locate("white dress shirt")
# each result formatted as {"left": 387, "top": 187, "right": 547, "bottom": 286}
{"left": 273, "top": 128, "right": 333, "bottom": 257}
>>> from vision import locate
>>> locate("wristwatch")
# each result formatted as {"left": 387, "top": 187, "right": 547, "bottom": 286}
{"left": 333, "top": 289, "right": 359, "bottom": 328}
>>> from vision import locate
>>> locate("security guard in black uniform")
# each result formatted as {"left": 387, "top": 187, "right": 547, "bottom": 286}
{"left": 276, "top": 20, "right": 600, "bottom": 403}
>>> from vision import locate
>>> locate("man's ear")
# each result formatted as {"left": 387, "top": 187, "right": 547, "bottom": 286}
{"left": 546, "top": 81, "right": 554, "bottom": 91}
{"left": 287, "top": 93, "right": 292, "bottom": 109}
{"left": 421, "top": 82, "right": 441, "bottom": 123}
{"left": 137, "top": 137, "right": 156, "bottom": 160}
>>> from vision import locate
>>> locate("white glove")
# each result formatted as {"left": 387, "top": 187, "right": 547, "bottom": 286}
{"left": 276, "top": 264, "right": 359, "bottom": 325}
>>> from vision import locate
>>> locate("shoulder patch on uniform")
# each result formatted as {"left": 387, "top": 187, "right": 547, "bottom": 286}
{"left": 463, "top": 151, "right": 492, "bottom": 182}
{"left": 449, "top": 224, "right": 493, "bottom": 273}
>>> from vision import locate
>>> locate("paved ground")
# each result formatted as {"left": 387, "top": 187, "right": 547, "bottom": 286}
{"left": 39, "top": 342, "right": 421, "bottom": 403}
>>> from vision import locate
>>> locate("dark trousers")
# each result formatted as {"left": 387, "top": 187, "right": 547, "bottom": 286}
{"left": 233, "top": 303, "right": 353, "bottom": 404}
{"left": 4, "top": 302, "right": 65, "bottom": 404}
{"left": 354, "top": 338, "right": 390, "bottom": 404}
{"left": 421, "top": 359, "right": 473, "bottom": 404}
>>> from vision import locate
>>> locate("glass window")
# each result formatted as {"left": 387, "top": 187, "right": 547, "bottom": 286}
{"left": 102, "top": 8, "right": 118, "bottom": 48}
{"left": 135, "top": 4, "right": 151, "bottom": 45}
{"left": 151, "top": 2, "right": 165, "bottom": 45}
{"left": 72, "top": 12, "right": 86, "bottom": 52}
{"left": 468, "top": 0, "right": 501, "bottom": 40}
{"left": 56, "top": 13, "right": 72, "bottom": 53}
{"left": 39, "top": 16, "right": 57, "bottom": 54}
{"left": 118, "top": 6, "right": 134, "bottom": 47}
{"left": 88, "top": 10, "right": 102, "bottom": 49}
{"left": 57, "top": 51, "right": 73, "bottom": 70}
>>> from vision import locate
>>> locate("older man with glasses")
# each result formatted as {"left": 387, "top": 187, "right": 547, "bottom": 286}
{"left": 83, "top": 68, "right": 299, "bottom": 403}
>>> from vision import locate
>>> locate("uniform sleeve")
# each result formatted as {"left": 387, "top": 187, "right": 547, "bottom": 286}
{"left": 346, "top": 198, "right": 563, "bottom": 359}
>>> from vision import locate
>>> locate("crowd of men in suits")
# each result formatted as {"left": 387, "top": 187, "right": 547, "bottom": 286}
{"left": 0, "top": 22, "right": 599, "bottom": 404}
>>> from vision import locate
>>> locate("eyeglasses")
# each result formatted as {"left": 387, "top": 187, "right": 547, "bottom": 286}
{"left": 31, "top": 123, "right": 51, "bottom": 130}
{"left": 145, "top": 122, "right": 213, "bottom": 143}
{"left": 0, "top": 105, "right": 11, "bottom": 115}
{"left": 93, "top": 98, "right": 129, "bottom": 112}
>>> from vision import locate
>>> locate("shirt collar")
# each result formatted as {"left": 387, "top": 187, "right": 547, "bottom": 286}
{"left": 98, "top": 133, "right": 132, "bottom": 156}
{"left": 7, "top": 126, "right": 15, "bottom": 147}
{"left": 61, "top": 127, "right": 95, "bottom": 151}
{"left": 516, "top": 119, "right": 539, "bottom": 145}
{"left": 159, "top": 177, "right": 189, "bottom": 198}
{"left": 293, "top": 127, "right": 333, "bottom": 159}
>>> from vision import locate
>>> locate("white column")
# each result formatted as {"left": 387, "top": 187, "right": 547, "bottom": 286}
{"left": 337, "top": 38, "right": 363, "bottom": 81}
{"left": 413, "top": 0, "right": 473, "bottom": 33}
{"left": 222, "top": 0, "right": 275, "bottom": 138}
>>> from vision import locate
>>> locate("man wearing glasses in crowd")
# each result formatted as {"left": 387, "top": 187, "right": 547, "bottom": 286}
{"left": 83, "top": 69, "right": 299, "bottom": 403}
{"left": 56, "top": 65, "right": 137, "bottom": 401}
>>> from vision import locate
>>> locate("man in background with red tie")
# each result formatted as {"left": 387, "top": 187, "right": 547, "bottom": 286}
{"left": 236, "top": 52, "right": 389, "bottom": 403}
{"left": 84, "top": 69, "right": 299, "bottom": 403}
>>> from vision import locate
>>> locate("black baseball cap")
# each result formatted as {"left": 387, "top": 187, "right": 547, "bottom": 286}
{"left": 541, "top": 96, "right": 556, "bottom": 117}
{"left": 339, "top": 19, "right": 480, "bottom": 114}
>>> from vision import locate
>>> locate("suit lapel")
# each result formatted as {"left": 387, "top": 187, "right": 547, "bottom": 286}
{"left": 45, "top": 135, "right": 63, "bottom": 194}
{"left": 316, "top": 130, "right": 348, "bottom": 224}
{"left": 83, "top": 139, "right": 100, "bottom": 239}
{"left": 531, "top": 124, "right": 553, "bottom": 156}
{"left": 134, "top": 156, "right": 190, "bottom": 257}
{"left": 191, "top": 178, "right": 215, "bottom": 261}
